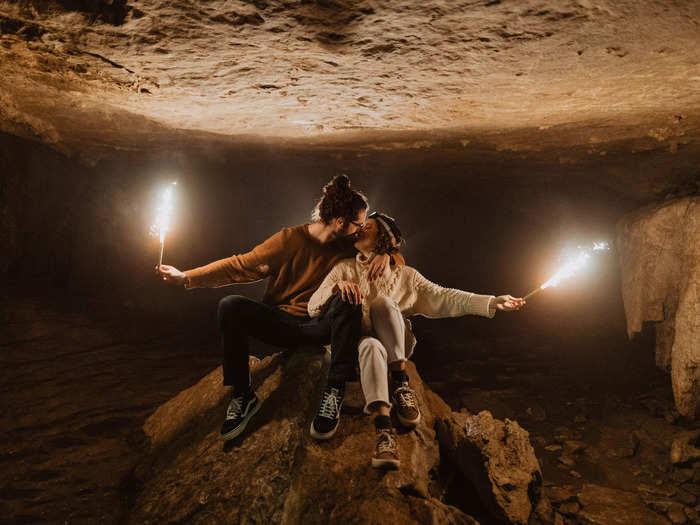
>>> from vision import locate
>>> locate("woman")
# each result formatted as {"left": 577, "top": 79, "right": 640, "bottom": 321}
{"left": 308, "top": 212, "right": 524, "bottom": 469}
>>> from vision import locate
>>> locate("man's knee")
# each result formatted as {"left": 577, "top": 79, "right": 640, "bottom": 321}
{"left": 369, "top": 295, "right": 399, "bottom": 318}
{"left": 358, "top": 338, "right": 387, "bottom": 362}
{"left": 218, "top": 294, "right": 252, "bottom": 325}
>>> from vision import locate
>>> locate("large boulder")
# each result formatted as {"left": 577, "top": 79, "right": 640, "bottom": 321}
{"left": 128, "top": 349, "right": 480, "bottom": 524}
{"left": 617, "top": 196, "right": 699, "bottom": 418}
{"left": 436, "top": 411, "right": 545, "bottom": 525}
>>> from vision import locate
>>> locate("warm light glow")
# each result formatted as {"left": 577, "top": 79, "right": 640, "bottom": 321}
{"left": 151, "top": 182, "right": 177, "bottom": 244}
{"left": 540, "top": 252, "right": 590, "bottom": 289}
{"left": 540, "top": 241, "right": 610, "bottom": 290}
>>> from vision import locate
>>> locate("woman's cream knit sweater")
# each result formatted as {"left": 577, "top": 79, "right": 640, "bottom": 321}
{"left": 308, "top": 252, "right": 496, "bottom": 356}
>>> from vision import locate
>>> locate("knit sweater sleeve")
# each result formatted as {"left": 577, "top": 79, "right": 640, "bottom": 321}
{"left": 184, "top": 228, "right": 291, "bottom": 289}
{"left": 409, "top": 268, "right": 496, "bottom": 319}
{"left": 307, "top": 261, "right": 347, "bottom": 318}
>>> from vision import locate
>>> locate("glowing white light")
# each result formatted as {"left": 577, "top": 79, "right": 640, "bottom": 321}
{"left": 152, "top": 182, "right": 177, "bottom": 243}
{"left": 150, "top": 182, "right": 177, "bottom": 266}
{"left": 540, "top": 241, "right": 610, "bottom": 290}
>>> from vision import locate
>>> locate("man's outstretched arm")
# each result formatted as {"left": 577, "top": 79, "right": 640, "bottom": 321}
{"left": 158, "top": 229, "right": 290, "bottom": 289}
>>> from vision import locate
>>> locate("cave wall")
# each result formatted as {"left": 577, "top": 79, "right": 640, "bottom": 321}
{"left": 2, "top": 132, "right": 639, "bottom": 343}
{"left": 617, "top": 197, "right": 699, "bottom": 418}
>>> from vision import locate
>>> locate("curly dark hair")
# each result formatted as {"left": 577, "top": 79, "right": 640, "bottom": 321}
{"left": 311, "top": 174, "right": 368, "bottom": 226}
{"left": 371, "top": 214, "right": 404, "bottom": 255}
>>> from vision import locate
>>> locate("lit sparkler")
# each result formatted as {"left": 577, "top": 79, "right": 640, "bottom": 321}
{"left": 150, "top": 181, "right": 177, "bottom": 267}
{"left": 523, "top": 242, "right": 610, "bottom": 300}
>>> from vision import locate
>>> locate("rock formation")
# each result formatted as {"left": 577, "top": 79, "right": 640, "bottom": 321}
{"left": 129, "top": 349, "right": 546, "bottom": 524}
{"left": 617, "top": 197, "right": 699, "bottom": 418}
{"left": 437, "top": 411, "right": 544, "bottom": 525}
{"left": 1, "top": 0, "right": 699, "bottom": 167}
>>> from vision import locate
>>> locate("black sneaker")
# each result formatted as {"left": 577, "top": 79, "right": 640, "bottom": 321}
{"left": 220, "top": 391, "right": 260, "bottom": 441}
{"left": 310, "top": 383, "right": 344, "bottom": 440}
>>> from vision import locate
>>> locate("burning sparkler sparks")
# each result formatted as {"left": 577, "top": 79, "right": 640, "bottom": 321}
{"left": 523, "top": 241, "right": 610, "bottom": 300}
{"left": 150, "top": 181, "right": 177, "bottom": 267}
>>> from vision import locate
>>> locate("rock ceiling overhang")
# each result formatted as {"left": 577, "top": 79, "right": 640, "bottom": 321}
{"left": 0, "top": 0, "right": 699, "bottom": 163}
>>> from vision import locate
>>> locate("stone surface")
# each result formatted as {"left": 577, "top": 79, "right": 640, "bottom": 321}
{"left": 546, "top": 486, "right": 577, "bottom": 505}
{"left": 130, "top": 351, "right": 479, "bottom": 524}
{"left": 0, "top": 0, "right": 699, "bottom": 170}
{"left": 577, "top": 484, "right": 671, "bottom": 525}
{"left": 617, "top": 197, "right": 700, "bottom": 418}
{"left": 437, "top": 410, "right": 544, "bottom": 525}
{"left": 670, "top": 430, "right": 700, "bottom": 465}
{"left": 667, "top": 503, "right": 688, "bottom": 524}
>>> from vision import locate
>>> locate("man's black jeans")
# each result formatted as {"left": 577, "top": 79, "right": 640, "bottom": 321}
{"left": 217, "top": 293, "right": 362, "bottom": 392}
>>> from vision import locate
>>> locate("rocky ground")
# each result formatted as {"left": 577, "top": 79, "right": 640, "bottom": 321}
{"left": 416, "top": 319, "right": 700, "bottom": 524}
{"left": 1, "top": 293, "right": 698, "bottom": 524}
{"left": 0, "top": 294, "right": 220, "bottom": 524}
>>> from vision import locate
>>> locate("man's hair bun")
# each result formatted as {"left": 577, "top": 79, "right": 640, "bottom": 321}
{"left": 323, "top": 174, "right": 351, "bottom": 195}
{"left": 312, "top": 174, "right": 368, "bottom": 225}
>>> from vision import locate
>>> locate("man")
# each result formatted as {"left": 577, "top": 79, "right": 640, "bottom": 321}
{"left": 157, "top": 175, "right": 397, "bottom": 441}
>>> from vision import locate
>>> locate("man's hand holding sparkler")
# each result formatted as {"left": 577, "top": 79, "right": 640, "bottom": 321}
{"left": 493, "top": 295, "right": 525, "bottom": 312}
{"left": 156, "top": 264, "right": 187, "bottom": 286}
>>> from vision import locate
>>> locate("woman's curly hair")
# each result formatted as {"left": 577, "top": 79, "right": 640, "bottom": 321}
{"left": 312, "top": 174, "right": 368, "bottom": 225}
{"left": 371, "top": 213, "right": 404, "bottom": 255}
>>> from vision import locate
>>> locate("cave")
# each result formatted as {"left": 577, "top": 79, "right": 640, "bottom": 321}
{"left": 1, "top": 1, "right": 698, "bottom": 524}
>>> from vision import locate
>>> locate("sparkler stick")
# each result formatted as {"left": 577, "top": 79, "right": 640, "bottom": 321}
{"left": 151, "top": 181, "right": 177, "bottom": 267}
{"left": 523, "top": 242, "right": 609, "bottom": 301}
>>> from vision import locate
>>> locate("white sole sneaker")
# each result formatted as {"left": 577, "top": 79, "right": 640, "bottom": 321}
{"left": 371, "top": 457, "right": 400, "bottom": 469}
{"left": 221, "top": 399, "right": 261, "bottom": 441}
{"left": 309, "top": 420, "right": 339, "bottom": 440}
{"left": 397, "top": 412, "right": 421, "bottom": 429}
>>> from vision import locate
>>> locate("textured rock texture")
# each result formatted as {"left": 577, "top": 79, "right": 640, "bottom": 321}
{"left": 576, "top": 484, "right": 670, "bottom": 525}
{"left": 437, "top": 411, "right": 545, "bottom": 525}
{"left": 617, "top": 197, "right": 699, "bottom": 418}
{"left": 0, "top": 0, "right": 699, "bottom": 160}
{"left": 670, "top": 430, "right": 700, "bottom": 466}
{"left": 131, "top": 351, "right": 484, "bottom": 524}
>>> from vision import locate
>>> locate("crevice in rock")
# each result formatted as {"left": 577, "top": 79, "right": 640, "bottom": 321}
{"left": 80, "top": 51, "right": 134, "bottom": 73}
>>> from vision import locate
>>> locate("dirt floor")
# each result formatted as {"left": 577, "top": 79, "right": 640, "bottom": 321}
{"left": 1, "top": 293, "right": 698, "bottom": 524}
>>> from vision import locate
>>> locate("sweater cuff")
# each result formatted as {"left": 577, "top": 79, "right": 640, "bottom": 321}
{"left": 469, "top": 293, "right": 496, "bottom": 318}
{"left": 488, "top": 296, "right": 497, "bottom": 318}
{"left": 183, "top": 270, "right": 197, "bottom": 290}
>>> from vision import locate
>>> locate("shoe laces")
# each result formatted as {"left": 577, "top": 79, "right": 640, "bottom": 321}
{"left": 376, "top": 429, "right": 397, "bottom": 454}
{"left": 395, "top": 386, "right": 417, "bottom": 409}
{"left": 318, "top": 387, "right": 341, "bottom": 419}
{"left": 226, "top": 395, "right": 245, "bottom": 419}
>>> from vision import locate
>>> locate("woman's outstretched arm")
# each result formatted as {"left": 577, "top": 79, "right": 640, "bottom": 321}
{"left": 410, "top": 268, "right": 523, "bottom": 319}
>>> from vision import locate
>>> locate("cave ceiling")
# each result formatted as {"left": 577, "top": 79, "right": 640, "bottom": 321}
{"left": 0, "top": 0, "right": 699, "bottom": 188}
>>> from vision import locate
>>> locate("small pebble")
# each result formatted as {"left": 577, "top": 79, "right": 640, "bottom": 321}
{"left": 668, "top": 503, "right": 687, "bottom": 524}
{"left": 559, "top": 455, "right": 576, "bottom": 467}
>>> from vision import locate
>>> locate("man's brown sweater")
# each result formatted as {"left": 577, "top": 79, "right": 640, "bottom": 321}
{"left": 184, "top": 224, "right": 357, "bottom": 316}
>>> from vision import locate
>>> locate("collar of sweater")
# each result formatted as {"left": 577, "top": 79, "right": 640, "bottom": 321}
{"left": 356, "top": 251, "right": 376, "bottom": 266}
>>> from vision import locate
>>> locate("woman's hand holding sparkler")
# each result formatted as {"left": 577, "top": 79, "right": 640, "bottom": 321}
{"left": 493, "top": 295, "right": 525, "bottom": 311}
{"left": 156, "top": 264, "right": 187, "bottom": 287}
